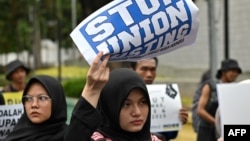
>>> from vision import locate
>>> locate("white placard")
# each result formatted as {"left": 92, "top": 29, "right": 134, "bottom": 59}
{"left": 0, "top": 104, "right": 23, "bottom": 139}
{"left": 70, "top": 0, "right": 200, "bottom": 65}
{"left": 217, "top": 83, "right": 250, "bottom": 139}
{"left": 147, "top": 84, "right": 182, "bottom": 132}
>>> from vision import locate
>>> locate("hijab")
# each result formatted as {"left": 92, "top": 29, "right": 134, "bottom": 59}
{"left": 97, "top": 68, "right": 152, "bottom": 141}
{"left": 4, "top": 75, "right": 67, "bottom": 141}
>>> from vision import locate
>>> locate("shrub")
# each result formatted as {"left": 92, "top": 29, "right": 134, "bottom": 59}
{"left": 63, "top": 77, "right": 86, "bottom": 98}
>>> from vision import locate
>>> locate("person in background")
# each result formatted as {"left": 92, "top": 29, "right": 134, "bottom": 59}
{"left": 1, "top": 59, "right": 30, "bottom": 93}
{"left": 4, "top": 75, "right": 67, "bottom": 141}
{"left": 0, "top": 59, "right": 31, "bottom": 105}
{"left": 199, "top": 69, "right": 211, "bottom": 84}
{"left": 130, "top": 57, "right": 189, "bottom": 141}
{"left": 65, "top": 52, "right": 161, "bottom": 141}
{"left": 197, "top": 59, "right": 242, "bottom": 141}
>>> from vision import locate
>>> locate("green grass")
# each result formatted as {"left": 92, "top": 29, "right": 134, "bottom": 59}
{"left": 35, "top": 66, "right": 88, "bottom": 79}
{"left": 181, "top": 95, "right": 193, "bottom": 109}
{"left": 0, "top": 74, "right": 7, "bottom": 87}
{"left": 0, "top": 66, "right": 89, "bottom": 87}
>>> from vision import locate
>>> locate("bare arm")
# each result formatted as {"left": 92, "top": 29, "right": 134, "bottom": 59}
{"left": 81, "top": 51, "right": 110, "bottom": 108}
{"left": 65, "top": 52, "right": 110, "bottom": 141}
{"left": 197, "top": 84, "right": 215, "bottom": 125}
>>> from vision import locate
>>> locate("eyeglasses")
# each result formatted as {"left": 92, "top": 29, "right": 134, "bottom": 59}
{"left": 23, "top": 95, "right": 51, "bottom": 105}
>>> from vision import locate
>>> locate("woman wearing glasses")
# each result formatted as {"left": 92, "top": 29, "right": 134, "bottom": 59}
{"left": 4, "top": 75, "right": 67, "bottom": 141}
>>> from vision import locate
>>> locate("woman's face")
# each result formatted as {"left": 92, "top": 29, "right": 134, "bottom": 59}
{"left": 119, "top": 88, "right": 149, "bottom": 132}
{"left": 23, "top": 82, "right": 52, "bottom": 124}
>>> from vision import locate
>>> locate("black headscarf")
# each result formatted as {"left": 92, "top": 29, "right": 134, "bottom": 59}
{"left": 4, "top": 75, "right": 67, "bottom": 141}
{"left": 97, "top": 68, "right": 152, "bottom": 141}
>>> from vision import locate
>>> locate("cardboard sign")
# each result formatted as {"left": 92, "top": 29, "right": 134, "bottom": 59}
{"left": 1, "top": 92, "right": 23, "bottom": 105}
{"left": 0, "top": 104, "right": 23, "bottom": 140}
{"left": 217, "top": 83, "right": 250, "bottom": 139}
{"left": 147, "top": 84, "right": 182, "bottom": 132}
{"left": 70, "top": 0, "right": 199, "bottom": 65}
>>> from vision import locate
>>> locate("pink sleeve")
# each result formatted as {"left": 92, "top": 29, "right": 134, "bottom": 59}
{"left": 91, "top": 131, "right": 112, "bottom": 141}
{"left": 151, "top": 134, "right": 162, "bottom": 141}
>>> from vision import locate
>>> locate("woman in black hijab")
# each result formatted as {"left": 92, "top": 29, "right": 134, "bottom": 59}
{"left": 4, "top": 75, "right": 67, "bottom": 141}
{"left": 65, "top": 52, "right": 161, "bottom": 141}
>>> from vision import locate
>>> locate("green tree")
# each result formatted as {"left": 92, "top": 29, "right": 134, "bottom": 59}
{"left": 0, "top": 0, "right": 30, "bottom": 54}
{"left": 0, "top": 0, "right": 127, "bottom": 69}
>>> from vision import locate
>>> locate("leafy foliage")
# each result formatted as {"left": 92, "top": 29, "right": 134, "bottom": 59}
{"left": 63, "top": 77, "right": 86, "bottom": 98}
{"left": 0, "top": 0, "right": 30, "bottom": 53}
{"left": 0, "top": 0, "right": 81, "bottom": 53}
{"left": 0, "top": 0, "right": 115, "bottom": 67}
{"left": 0, "top": 0, "right": 113, "bottom": 54}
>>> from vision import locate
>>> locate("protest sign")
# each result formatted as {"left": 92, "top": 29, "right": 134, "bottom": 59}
{"left": 70, "top": 0, "right": 199, "bottom": 65}
{"left": 217, "top": 83, "right": 250, "bottom": 139}
{"left": 2, "top": 92, "right": 22, "bottom": 105}
{"left": 0, "top": 104, "right": 23, "bottom": 140}
{"left": 147, "top": 84, "right": 182, "bottom": 132}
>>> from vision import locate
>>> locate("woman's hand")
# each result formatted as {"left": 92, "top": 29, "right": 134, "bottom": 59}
{"left": 81, "top": 51, "right": 110, "bottom": 108}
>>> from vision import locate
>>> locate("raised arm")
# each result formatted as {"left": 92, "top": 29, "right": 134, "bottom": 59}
{"left": 197, "top": 84, "right": 215, "bottom": 125}
{"left": 81, "top": 51, "right": 110, "bottom": 108}
{"left": 65, "top": 52, "right": 110, "bottom": 141}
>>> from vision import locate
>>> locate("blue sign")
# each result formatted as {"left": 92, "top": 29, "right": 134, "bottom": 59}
{"left": 71, "top": 0, "right": 199, "bottom": 64}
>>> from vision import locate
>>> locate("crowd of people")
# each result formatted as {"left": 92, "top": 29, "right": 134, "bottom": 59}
{"left": 0, "top": 54, "right": 246, "bottom": 141}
